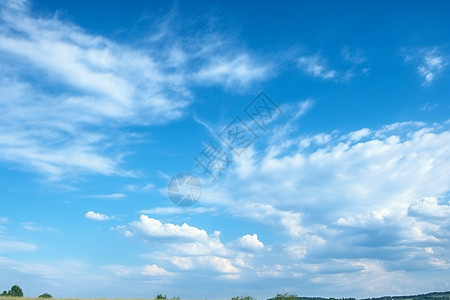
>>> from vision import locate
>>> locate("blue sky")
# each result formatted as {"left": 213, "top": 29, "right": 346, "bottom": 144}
{"left": 1, "top": 0, "right": 450, "bottom": 298}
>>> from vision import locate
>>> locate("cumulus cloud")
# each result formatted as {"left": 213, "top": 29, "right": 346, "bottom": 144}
{"left": 125, "top": 215, "right": 209, "bottom": 240}
{"left": 408, "top": 197, "right": 450, "bottom": 219}
{"left": 85, "top": 211, "right": 111, "bottom": 221}
{"left": 195, "top": 119, "right": 450, "bottom": 283}
{"left": 141, "top": 264, "right": 174, "bottom": 276}
{"left": 107, "top": 120, "right": 450, "bottom": 294}
{"left": 233, "top": 234, "right": 264, "bottom": 251}
{"left": 119, "top": 216, "right": 248, "bottom": 276}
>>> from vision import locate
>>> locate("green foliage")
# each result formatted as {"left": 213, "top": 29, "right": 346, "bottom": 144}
{"left": 38, "top": 293, "right": 53, "bottom": 298}
{"left": 232, "top": 296, "right": 256, "bottom": 300}
{"left": 0, "top": 286, "right": 23, "bottom": 297}
{"left": 170, "top": 297, "right": 181, "bottom": 300}
{"left": 156, "top": 293, "right": 168, "bottom": 300}
{"left": 273, "top": 293, "right": 298, "bottom": 300}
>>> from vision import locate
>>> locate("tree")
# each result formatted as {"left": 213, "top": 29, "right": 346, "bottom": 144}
{"left": 273, "top": 293, "right": 297, "bottom": 300}
{"left": 2, "top": 286, "right": 23, "bottom": 297}
{"left": 232, "top": 296, "right": 256, "bottom": 300}
{"left": 38, "top": 293, "right": 53, "bottom": 298}
{"left": 156, "top": 294, "right": 167, "bottom": 300}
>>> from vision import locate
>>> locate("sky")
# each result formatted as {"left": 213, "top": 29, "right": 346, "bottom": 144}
{"left": 0, "top": 0, "right": 450, "bottom": 299}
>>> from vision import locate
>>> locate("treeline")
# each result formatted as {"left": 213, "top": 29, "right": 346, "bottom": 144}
{"left": 360, "top": 291, "right": 450, "bottom": 300}
{"left": 0, "top": 285, "right": 52, "bottom": 298}
{"left": 287, "top": 291, "right": 450, "bottom": 300}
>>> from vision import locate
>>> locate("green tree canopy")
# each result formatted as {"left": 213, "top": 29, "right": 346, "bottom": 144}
{"left": 1, "top": 285, "right": 24, "bottom": 297}
{"left": 273, "top": 293, "right": 298, "bottom": 300}
{"left": 232, "top": 296, "right": 256, "bottom": 300}
{"left": 38, "top": 293, "right": 53, "bottom": 298}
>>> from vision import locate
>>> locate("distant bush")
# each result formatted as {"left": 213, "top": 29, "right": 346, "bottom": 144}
{"left": 156, "top": 294, "right": 167, "bottom": 300}
{"left": 232, "top": 296, "right": 256, "bottom": 300}
{"left": 273, "top": 293, "right": 298, "bottom": 300}
{"left": 38, "top": 293, "right": 53, "bottom": 298}
{"left": 0, "top": 286, "right": 23, "bottom": 297}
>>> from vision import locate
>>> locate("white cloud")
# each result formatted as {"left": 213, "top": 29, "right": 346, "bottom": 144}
{"left": 197, "top": 256, "right": 240, "bottom": 274}
{"left": 21, "top": 222, "right": 58, "bottom": 232}
{"left": 168, "top": 256, "right": 194, "bottom": 270}
{"left": 125, "top": 183, "right": 154, "bottom": 193}
{"left": 126, "top": 215, "right": 209, "bottom": 240}
{"left": 92, "top": 193, "right": 126, "bottom": 199}
{"left": 124, "top": 215, "right": 209, "bottom": 240}
{"left": 141, "top": 264, "right": 174, "bottom": 276}
{"left": 418, "top": 55, "right": 445, "bottom": 84}
{"left": 85, "top": 211, "right": 111, "bottom": 221}
{"left": 139, "top": 206, "right": 216, "bottom": 215}
{"left": 233, "top": 234, "right": 264, "bottom": 251}
{"left": 298, "top": 54, "right": 337, "bottom": 80}
{"left": 408, "top": 197, "right": 450, "bottom": 219}
{"left": 346, "top": 128, "right": 371, "bottom": 142}
{"left": 405, "top": 47, "right": 447, "bottom": 85}
{"left": 121, "top": 215, "right": 229, "bottom": 256}
{"left": 297, "top": 48, "right": 368, "bottom": 81}
{"left": 0, "top": 240, "right": 37, "bottom": 253}
{"left": 195, "top": 54, "right": 270, "bottom": 88}
{"left": 167, "top": 255, "right": 239, "bottom": 274}
{"left": 195, "top": 120, "right": 450, "bottom": 280}
{"left": 230, "top": 202, "right": 305, "bottom": 237}
{"left": 0, "top": 0, "right": 270, "bottom": 179}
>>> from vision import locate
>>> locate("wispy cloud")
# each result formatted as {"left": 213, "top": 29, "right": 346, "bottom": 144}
{"left": 139, "top": 206, "right": 216, "bottom": 215}
{"left": 91, "top": 193, "right": 126, "bottom": 199}
{"left": 21, "top": 222, "right": 59, "bottom": 233}
{"left": 298, "top": 54, "right": 337, "bottom": 80}
{"left": 0, "top": 240, "right": 37, "bottom": 253}
{"left": 405, "top": 47, "right": 447, "bottom": 85}
{"left": 195, "top": 54, "right": 270, "bottom": 88}
{"left": 297, "top": 48, "right": 367, "bottom": 81}
{"left": 0, "top": 0, "right": 270, "bottom": 180}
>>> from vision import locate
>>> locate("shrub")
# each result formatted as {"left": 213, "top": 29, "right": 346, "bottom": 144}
{"left": 156, "top": 294, "right": 167, "bottom": 300}
{"left": 274, "top": 293, "right": 297, "bottom": 300}
{"left": 232, "top": 296, "right": 256, "bottom": 300}
{"left": 1, "top": 286, "right": 23, "bottom": 297}
{"left": 39, "top": 293, "right": 53, "bottom": 298}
